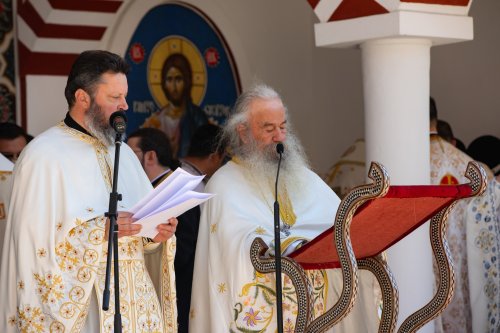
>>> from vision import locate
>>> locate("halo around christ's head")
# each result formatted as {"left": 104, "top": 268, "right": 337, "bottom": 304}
{"left": 147, "top": 35, "right": 207, "bottom": 109}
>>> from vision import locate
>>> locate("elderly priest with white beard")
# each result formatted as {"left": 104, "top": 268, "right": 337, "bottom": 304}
{"left": 189, "top": 84, "right": 380, "bottom": 332}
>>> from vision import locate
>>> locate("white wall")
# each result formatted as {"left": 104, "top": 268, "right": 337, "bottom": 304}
{"left": 22, "top": 0, "right": 499, "bottom": 175}
{"left": 26, "top": 76, "right": 67, "bottom": 136}
{"left": 431, "top": 0, "right": 500, "bottom": 147}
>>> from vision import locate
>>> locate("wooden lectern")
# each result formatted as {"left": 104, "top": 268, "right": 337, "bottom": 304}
{"left": 250, "top": 161, "right": 486, "bottom": 333}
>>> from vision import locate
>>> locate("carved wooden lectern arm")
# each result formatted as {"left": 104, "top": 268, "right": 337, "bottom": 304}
{"left": 250, "top": 162, "right": 389, "bottom": 332}
{"left": 250, "top": 161, "right": 486, "bottom": 333}
{"left": 398, "top": 161, "right": 486, "bottom": 333}
{"left": 249, "top": 238, "right": 314, "bottom": 331}
{"left": 305, "top": 162, "right": 389, "bottom": 333}
{"left": 358, "top": 255, "right": 399, "bottom": 332}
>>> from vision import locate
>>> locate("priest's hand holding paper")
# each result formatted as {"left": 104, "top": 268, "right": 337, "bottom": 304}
{"left": 128, "top": 168, "right": 214, "bottom": 239}
{"left": 104, "top": 212, "right": 140, "bottom": 239}
{"left": 152, "top": 217, "right": 178, "bottom": 242}
{"left": 105, "top": 212, "right": 178, "bottom": 241}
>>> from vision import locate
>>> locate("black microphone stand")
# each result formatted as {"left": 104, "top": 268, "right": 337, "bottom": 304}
{"left": 103, "top": 130, "right": 124, "bottom": 333}
{"left": 274, "top": 143, "right": 284, "bottom": 333}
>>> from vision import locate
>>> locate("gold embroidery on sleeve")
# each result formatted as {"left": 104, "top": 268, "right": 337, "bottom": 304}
{"left": 255, "top": 227, "right": 266, "bottom": 235}
{"left": 34, "top": 273, "right": 65, "bottom": 304}
{"left": 37, "top": 248, "right": 47, "bottom": 258}
{"left": 218, "top": 283, "right": 227, "bottom": 293}
{"left": 69, "top": 286, "right": 86, "bottom": 304}
{"left": 0, "top": 203, "right": 5, "bottom": 220}
{"left": 17, "top": 280, "right": 25, "bottom": 290}
{"left": 17, "top": 305, "right": 49, "bottom": 332}
{"left": 55, "top": 240, "right": 80, "bottom": 271}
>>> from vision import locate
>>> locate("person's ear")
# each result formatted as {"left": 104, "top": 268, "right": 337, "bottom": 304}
{"left": 209, "top": 152, "right": 223, "bottom": 164}
{"left": 75, "top": 89, "right": 90, "bottom": 108}
{"left": 237, "top": 124, "right": 248, "bottom": 144}
{"left": 207, "top": 152, "right": 217, "bottom": 163}
{"left": 144, "top": 150, "right": 158, "bottom": 165}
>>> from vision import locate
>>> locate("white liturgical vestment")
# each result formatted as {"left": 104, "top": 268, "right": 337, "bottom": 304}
{"left": 430, "top": 134, "right": 473, "bottom": 333}
{"left": 0, "top": 123, "right": 177, "bottom": 332}
{"left": 466, "top": 178, "right": 500, "bottom": 333}
{"left": 0, "top": 170, "right": 13, "bottom": 262}
{"left": 190, "top": 160, "right": 380, "bottom": 332}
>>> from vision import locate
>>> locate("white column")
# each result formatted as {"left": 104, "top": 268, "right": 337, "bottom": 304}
{"left": 361, "top": 38, "right": 434, "bottom": 332}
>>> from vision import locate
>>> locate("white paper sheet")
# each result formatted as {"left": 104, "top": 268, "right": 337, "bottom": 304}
{"left": 128, "top": 167, "right": 214, "bottom": 238}
{"left": 135, "top": 194, "right": 213, "bottom": 238}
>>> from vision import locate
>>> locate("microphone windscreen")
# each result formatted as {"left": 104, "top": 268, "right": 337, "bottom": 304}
{"left": 276, "top": 143, "right": 284, "bottom": 154}
{"left": 109, "top": 110, "right": 127, "bottom": 134}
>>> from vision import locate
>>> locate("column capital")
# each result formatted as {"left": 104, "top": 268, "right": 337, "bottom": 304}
{"left": 315, "top": 10, "right": 473, "bottom": 48}
{"left": 308, "top": 0, "right": 473, "bottom": 23}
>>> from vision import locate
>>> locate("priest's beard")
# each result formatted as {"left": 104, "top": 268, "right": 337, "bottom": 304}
{"left": 84, "top": 100, "right": 115, "bottom": 146}
{"left": 239, "top": 130, "right": 309, "bottom": 194}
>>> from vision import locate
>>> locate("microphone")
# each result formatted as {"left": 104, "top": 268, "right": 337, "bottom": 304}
{"left": 276, "top": 142, "right": 284, "bottom": 156}
{"left": 109, "top": 110, "right": 127, "bottom": 134}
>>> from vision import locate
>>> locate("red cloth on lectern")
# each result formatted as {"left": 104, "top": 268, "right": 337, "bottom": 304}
{"left": 289, "top": 184, "right": 472, "bottom": 270}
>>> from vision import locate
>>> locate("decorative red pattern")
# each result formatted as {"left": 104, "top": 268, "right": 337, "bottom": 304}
{"left": 401, "top": 0, "right": 470, "bottom": 5}
{"left": 289, "top": 184, "right": 473, "bottom": 269}
{"left": 18, "top": 42, "right": 79, "bottom": 128}
{"left": 307, "top": 0, "right": 321, "bottom": 9}
{"left": 18, "top": 42, "right": 78, "bottom": 77}
{"left": 48, "top": 0, "right": 123, "bottom": 13}
{"left": 329, "top": 0, "right": 389, "bottom": 22}
{"left": 17, "top": 1, "right": 106, "bottom": 40}
{"left": 17, "top": 0, "right": 123, "bottom": 129}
